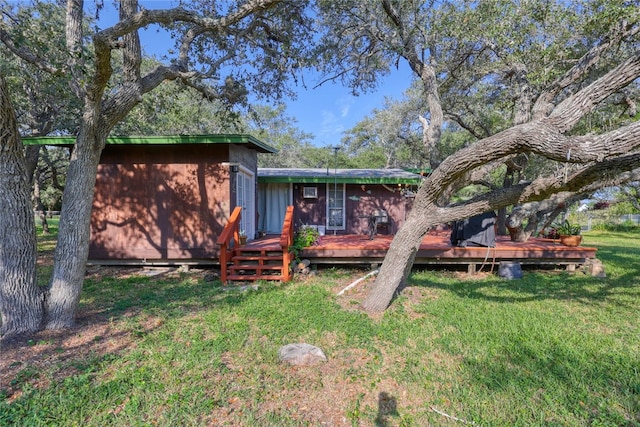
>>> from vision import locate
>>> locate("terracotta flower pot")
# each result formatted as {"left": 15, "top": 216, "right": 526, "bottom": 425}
{"left": 559, "top": 235, "right": 582, "bottom": 247}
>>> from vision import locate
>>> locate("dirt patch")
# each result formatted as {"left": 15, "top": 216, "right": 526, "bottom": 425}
{"left": 332, "top": 269, "right": 441, "bottom": 319}
{"left": 0, "top": 308, "right": 134, "bottom": 402}
{"left": 0, "top": 265, "right": 177, "bottom": 402}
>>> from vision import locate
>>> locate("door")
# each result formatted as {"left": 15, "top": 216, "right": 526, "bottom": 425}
{"left": 327, "top": 183, "right": 345, "bottom": 231}
{"left": 236, "top": 167, "right": 255, "bottom": 240}
{"left": 258, "top": 182, "right": 291, "bottom": 234}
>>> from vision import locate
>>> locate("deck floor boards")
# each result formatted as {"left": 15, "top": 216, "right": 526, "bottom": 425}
{"left": 243, "top": 232, "right": 597, "bottom": 267}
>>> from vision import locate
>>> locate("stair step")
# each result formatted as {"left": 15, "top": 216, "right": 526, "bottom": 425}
{"left": 232, "top": 262, "right": 283, "bottom": 268}
{"left": 235, "top": 252, "right": 283, "bottom": 258}
{"left": 227, "top": 274, "right": 286, "bottom": 281}
{"left": 229, "top": 265, "right": 283, "bottom": 272}
{"left": 233, "top": 255, "right": 283, "bottom": 261}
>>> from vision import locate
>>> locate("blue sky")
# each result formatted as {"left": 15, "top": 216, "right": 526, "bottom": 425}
{"left": 92, "top": 1, "right": 412, "bottom": 147}
{"left": 284, "top": 66, "right": 412, "bottom": 146}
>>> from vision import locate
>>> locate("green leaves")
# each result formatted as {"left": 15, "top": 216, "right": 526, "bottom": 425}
{"left": 555, "top": 219, "right": 582, "bottom": 236}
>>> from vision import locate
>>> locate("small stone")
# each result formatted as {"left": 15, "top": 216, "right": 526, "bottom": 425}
{"left": 278, "top": 343, "right": 327, "bottom": 366}
{"left": 299, "top": 259, "right": 311, "bottom": 268}
{"left": 204, "top": 271, "right": 220, "bottom": 282}
{"left": 585, "top": 258, "right": 606, "bottom": 277}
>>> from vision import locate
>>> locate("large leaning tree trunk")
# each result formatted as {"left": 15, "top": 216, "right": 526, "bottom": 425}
{"left": 0, "top": 72, "right": 41, "bottom": 337}
{"left": 362, "top": 46, "right": 640, "bottom": 312}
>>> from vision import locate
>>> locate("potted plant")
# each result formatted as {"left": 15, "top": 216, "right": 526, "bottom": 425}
{"left": 238, "top": 230, "right": 247, "bottom": 246}
{"left": 555, "top": 219, "right": 582, "bottom": 246}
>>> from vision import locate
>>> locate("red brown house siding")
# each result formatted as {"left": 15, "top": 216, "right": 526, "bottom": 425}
{"left": 258, "top": 168, "right": 425, "bottom": 237}
{"left": 86, "top": 135, "right": 274, "bottom": 262}
{"left": 290, "top": 183, "right": 408, "bottom": 235}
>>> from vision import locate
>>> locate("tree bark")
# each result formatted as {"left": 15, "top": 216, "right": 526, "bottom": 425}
{"left": 362, "top": 116, "right": 640, "bottom": 312}
{"left": 43, "top": 125, "right": 105, "bottom": 329}
{"left": 0, "top": 73, "right": 42, "bottom": 338}
{"left": 42, "top": 0, "right": 108, "bottom": 329}
{"left": 361, "top": 213, "right": 426, "bottom": 312}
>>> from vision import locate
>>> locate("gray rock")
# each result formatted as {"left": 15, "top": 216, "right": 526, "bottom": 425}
{"left": 498, "top": 261, "right": 523, "bottom": 279}
{"left": 278, "top": 343, "right": 327, "bottom": 366}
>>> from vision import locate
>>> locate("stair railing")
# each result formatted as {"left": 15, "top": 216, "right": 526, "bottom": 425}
{"left": 279, "top": 205, "right": 294, "bottom": 282}
{"left": 217, "top": 206, "right": 242, "bottom": 283}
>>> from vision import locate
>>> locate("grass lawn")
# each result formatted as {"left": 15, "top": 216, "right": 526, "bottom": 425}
{"left": 1, "top": 228, "right": 639, "bottom": 426}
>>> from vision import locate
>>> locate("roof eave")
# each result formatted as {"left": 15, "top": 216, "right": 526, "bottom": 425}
{"left": 258, "top": 176, "right": 423, "bottom": 185}
{"left": 21, "top": 134, "right": 277, "bottom": 153}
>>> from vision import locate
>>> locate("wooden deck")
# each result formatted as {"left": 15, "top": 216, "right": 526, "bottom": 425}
{"left": 244, "top": 232, "right": 598, "bottom": 272}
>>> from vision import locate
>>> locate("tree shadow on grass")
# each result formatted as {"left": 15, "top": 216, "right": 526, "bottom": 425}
{"left": 408, "top": 258, "right": 639, "bottom": 310}
{"left": 1, "top": 267, "right": 287, "bottom": 401}
{"left": 403, "top": 242, "right": 640, "bottom": 424}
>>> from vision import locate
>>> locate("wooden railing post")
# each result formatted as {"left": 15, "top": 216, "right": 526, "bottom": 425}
{"left": 279, "top": 205, "right": 295, "bottom": 282}
{"left": 216, "top": 206, "right": 243, "bottom": 283}
{"left": 219, "top": 242, "right": 229, "bottom": 283}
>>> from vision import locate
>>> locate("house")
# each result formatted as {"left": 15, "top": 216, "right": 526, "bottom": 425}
{"left": 24, "top": 135, "right": 427, "bottom": 265}
{"left": 257, "top": 168, "right": 425, "bottom": 237}
{"left": 24, "top": 134, "right": 276, "bottom": 264}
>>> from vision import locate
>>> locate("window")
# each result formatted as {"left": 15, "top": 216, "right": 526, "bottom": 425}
{"left": 327, "top": 183, "right": 345, "bottom": 230}
{"left": 303, "top": 186, "right": 317, "bottom": 198}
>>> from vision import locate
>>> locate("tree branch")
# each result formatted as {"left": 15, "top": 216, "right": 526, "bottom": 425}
{"left": 65, "top": 0, "right": 85, "bottom": 98}
{"left": 533, "top": 18, "right": 640, "bottom": 119}
{"left": 549, "top": 52, "right": 640, "bottom": 131}
{"left": 120, "top": 0, "right": 142, "bottom": 87}
{"left": 95, "top": 0, "right": 280, "bottom": 45}
{"left": 0, "top": 28, "right": 63, "bottom": 75}
{"left": 441, "top": 153, "right": 640, "bottom": 224}
{"left": 424, "top": 118, "right": 640, "bottom": 204}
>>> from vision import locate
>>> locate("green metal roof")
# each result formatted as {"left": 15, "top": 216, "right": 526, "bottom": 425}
{"left": 21, "top": 134, "right": 277, "bottom": 153}
{"left": 258, "top": 168, "right": 424, "bottom": 185}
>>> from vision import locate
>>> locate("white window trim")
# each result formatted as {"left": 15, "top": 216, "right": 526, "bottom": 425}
{"left": 326, "top": 182, "right": 346, "bottom": 230}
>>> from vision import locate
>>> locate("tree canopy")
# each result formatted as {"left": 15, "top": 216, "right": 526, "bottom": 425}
{"left": 0, "top": 0, "right": 317, "bottom": 337}
{"left": 315, "top": 0, "right": 640, "bottom": 311}
{"left": 1, "top": 0, "right": 640, "bottom": 338}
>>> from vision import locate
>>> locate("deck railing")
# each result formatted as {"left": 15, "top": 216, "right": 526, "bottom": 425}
{"left": 279, "top": 205, "right": 295, "bottom": 282}
{"left": 216, "top": 206, "right": 242, "bottom": 283}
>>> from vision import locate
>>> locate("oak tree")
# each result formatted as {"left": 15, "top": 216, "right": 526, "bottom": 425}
{"left": 317, "top": 0, "right": 640, "bottom": 312}
{"left": 0, "top": 0, "right": 313, "bottom": 336}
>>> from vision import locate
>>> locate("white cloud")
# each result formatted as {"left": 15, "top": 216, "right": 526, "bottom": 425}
{"left": 318, "top": 110, "right": 344, "bottom": 142}
{"left": 336, "top": 96, "right": 353, "bottom": 118}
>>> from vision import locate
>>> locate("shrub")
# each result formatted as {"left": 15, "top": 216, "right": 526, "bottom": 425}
{"left": 540, "top": 227, "right": 560, "bottom": 239}
{"left": 291, "top": 226, "right": 321, "bottom": 262}
{"left": 591, "top": 222, "right": 640, "bottom": 233}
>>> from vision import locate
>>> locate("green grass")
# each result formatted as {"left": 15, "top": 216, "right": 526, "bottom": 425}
{"left": 1, "top": 230, "right": 639, "bottom": 426}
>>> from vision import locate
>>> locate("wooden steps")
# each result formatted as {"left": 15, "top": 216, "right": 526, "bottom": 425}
{"left": 218, "top": 205, "right": 294, "bottom": 284}
{"left": 226, "top": 247, "right": 292, "bottom": 282}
